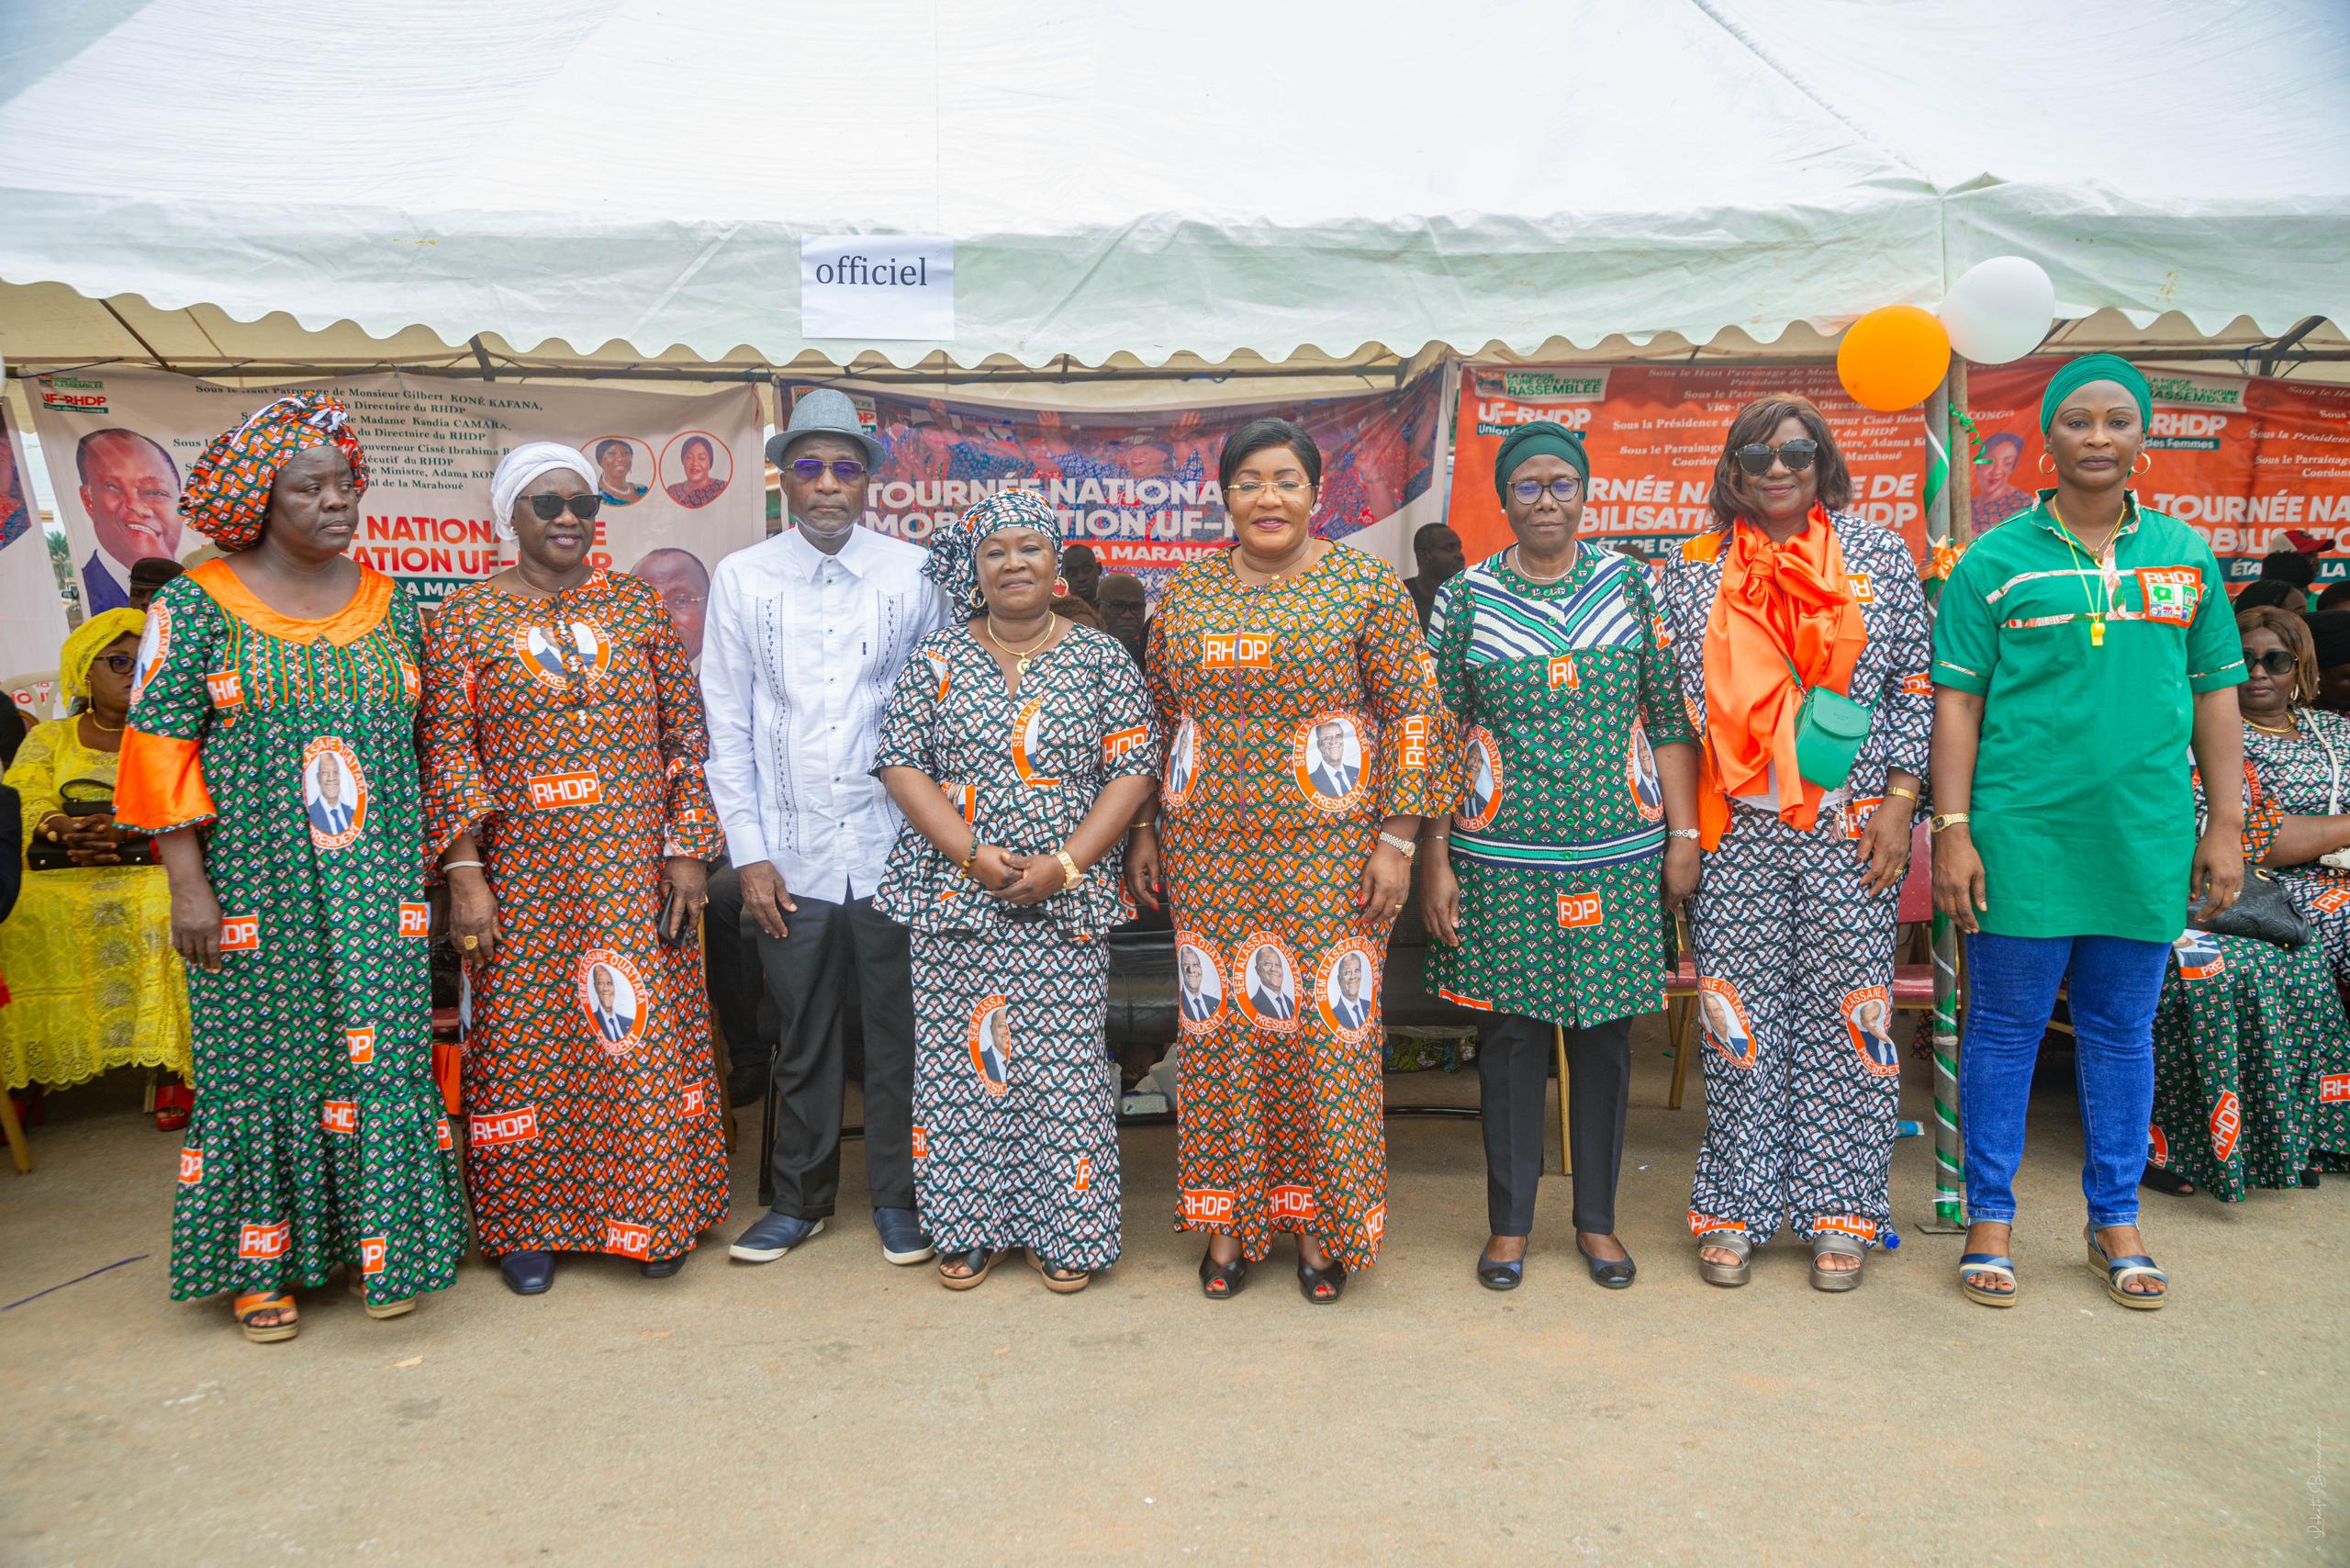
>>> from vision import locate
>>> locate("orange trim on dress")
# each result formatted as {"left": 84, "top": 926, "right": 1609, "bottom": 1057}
{"left": 117, "top": 731, "right": 217, "bottom": 833}
{"left": 188, "top": 558, "right": 394, "bottom": 648}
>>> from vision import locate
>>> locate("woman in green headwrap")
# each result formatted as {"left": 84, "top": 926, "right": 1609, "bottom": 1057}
{"left": 0, "top": 607, "right": 195, "bottom": 1126}
{"left": 1932, "top": 353, "right": 2247, "bottom": 1312}
{"left": 1420, "top": 421, "right": 1700, "bottom": 1291}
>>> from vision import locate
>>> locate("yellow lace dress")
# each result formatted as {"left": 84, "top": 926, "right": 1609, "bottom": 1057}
{"left": 0, "top": 716, "right": 192, "bottom": 1089}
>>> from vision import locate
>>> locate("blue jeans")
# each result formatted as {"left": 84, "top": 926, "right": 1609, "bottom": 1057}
{"left": 1960, "top": 933, "right": 2172, "bottom": 1229}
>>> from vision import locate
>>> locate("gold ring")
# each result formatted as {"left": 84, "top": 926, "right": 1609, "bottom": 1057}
{"left": 461, "top": 935, "right": 479, "bottom": 951}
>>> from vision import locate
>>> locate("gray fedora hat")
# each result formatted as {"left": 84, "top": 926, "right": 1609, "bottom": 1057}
{"left": 767, "top": 387, "right": 886, "bottom": 471}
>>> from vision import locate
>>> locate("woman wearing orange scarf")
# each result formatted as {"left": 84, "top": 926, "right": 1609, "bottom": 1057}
{"left": 1656, "top": 396, "right": 1932, "bottom": 1292}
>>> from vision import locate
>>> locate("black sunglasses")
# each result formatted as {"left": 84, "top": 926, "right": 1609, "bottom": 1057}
{"left": 1733, "top": 439, "right": 1820, "bottom": 476}
{"left": 526, "top": 493, "right": 602, "bottom": 522}
{"left": 789, "top": 458, "right": 868, "bottom": 483}
{"left": 2245, "top": 649, "right": 2298, "bottom": 677}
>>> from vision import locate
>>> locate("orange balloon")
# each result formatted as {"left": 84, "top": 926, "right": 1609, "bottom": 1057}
{"left": 1836, "top": 305, "right": 1952, "bottom": 412}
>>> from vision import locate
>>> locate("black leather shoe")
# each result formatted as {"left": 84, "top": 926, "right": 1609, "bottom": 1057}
{"left": 498, "top": 1250, "right": 554, "bottom": 1295}
{"left": 1477, "top": 1252, "right": 1525, "bottom": 1291}
{"left": 1576, "top": 1239, "right": 1636, "bottom": 1289}
{"left": 1297, "top": 1256, "right": 1347, "bottom": 1304}
{"left": 1198, "top": 1248, "right": 1248, "bottom": 1300}
{"left": 641, "top": 1253, "right": 688, "bottom": 1279}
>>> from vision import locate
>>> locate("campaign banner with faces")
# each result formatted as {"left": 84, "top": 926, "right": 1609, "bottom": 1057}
{"left": 25, "top": 369, "right": 758, "bottom": 660}
{"left": 1448, "top": 363, "right": 1938, "bottom": 571}
{"left": 0, "top": 401, "right": 71, "bottom": 716}
{"left": 1958, "top": 363, "right": 2350, "bottom": 581}
{"left": 784, "top": 369, "right": 1449, "bottom": 598}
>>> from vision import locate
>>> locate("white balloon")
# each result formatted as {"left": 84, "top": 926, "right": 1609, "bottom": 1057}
{"left": 1939, "top": 256, "right": 2057, "bottom": 364}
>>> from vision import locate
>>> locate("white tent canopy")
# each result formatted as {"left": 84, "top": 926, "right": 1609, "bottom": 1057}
{"left": 3, "top": 0, "right": 2344, "bottom": 374}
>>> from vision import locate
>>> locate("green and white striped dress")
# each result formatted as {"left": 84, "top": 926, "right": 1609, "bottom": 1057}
{"left": 1422, "top": 546, "right": 1693, "bottom": 1027}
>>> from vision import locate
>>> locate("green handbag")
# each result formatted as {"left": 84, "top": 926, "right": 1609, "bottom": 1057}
{"left": 1782, "top": 655, "right": 1873, "bottom": 790}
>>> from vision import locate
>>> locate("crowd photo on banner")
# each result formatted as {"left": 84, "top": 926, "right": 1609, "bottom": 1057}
{"left": 7, "top": 264, "right": 2350, "bottom": 1342}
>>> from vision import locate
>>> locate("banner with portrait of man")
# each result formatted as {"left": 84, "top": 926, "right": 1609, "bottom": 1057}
{"left": 26, "top": 370, "right": 761, "bottom": 661}
{"left": 0, "top": 398, "right": 72, "bottom": 715}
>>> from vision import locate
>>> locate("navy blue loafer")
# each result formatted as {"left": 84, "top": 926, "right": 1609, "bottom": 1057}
{"left": 1577, "top": 1240, "right": 1637, "bottom": 1290}
{"left": 641, "top": 1252, "right": 688, "bottom": 1279}
{"left": 1476, "top": 1252, "right": 1524, "bottom": 1292}
{"left": 729, "top": 1210, "right": 824, "bottom": 1263}
{"left": 498, "top": 1249, "right": 554, "bottom": 1295}
{"left": 875, "top": 1207, "right": 935, "bottom": 1265}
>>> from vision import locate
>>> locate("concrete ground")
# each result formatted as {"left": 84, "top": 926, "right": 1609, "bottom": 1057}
{"left": 2, "top": 1021, "right": 2342, "bottom": 1567}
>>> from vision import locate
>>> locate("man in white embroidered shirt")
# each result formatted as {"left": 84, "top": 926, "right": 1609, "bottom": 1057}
{"left": 703, "top": 388, "right": 946, "bottom": 1270}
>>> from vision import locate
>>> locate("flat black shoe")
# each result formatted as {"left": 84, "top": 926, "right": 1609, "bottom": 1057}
{"left": 1297, "top": 1255, "right": 1347, "bottom": 1305}
{"left": 1476, "top": 1251, "right": 1524, "bottom": 1291}
{"left": 2141, "top": 1165, "right": 2197, "bottom": 1197}
{"left": 1198, "top": 1248, "right": 1248, "bottom": 1300}
{"left": 641, "top": 1253, "right": 688, "bottom": 1279}
{"left": 1576, "top": 1240, "right": 1636, "bottom": 1289}
{"left": 498, "top": 1250, "right": 554, "bottom": 1295}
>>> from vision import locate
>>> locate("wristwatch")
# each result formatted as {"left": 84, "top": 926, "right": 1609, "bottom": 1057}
{"left": 1055, "top": 849, "right": 1085, "bottom": 889}
{"left": 1377, "top": 831, "right": 1418, "bottom": 858}
{"left": 1930, "top": 812, "right": 1971, "bottom": 834}
{"left": 1666, "top": 828, "right": 1700, "bottom": 842}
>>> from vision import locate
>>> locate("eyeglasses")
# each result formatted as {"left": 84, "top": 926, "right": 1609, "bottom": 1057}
{"left": 1225, "top": 479, "right": 1313, "bottom": 500}
{"left": 789, "top": 459, "right": 868, "bottom": 483}
{"left": 97, "top": 654, "right": 134, "bottom": 675}
{"left": 1733, "top": 439, "right": 1820, "bottom": 476}
{"left": 526, "top": 493, "right": 602, "bottom": 522}
{"left": 2245, "top": 649, "right": 2298, "bottom": 677}
{"left": 1511, "top": 476, "right": 1583, "bottom": 505}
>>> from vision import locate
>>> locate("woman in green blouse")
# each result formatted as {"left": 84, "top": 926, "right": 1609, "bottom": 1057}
{"left": 1422, "top": 422, "right": 1699, "bottom": 1291}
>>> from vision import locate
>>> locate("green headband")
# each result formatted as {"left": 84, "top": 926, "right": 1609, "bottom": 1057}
{"left": 1494, "top": 420, "right": 1591, "bottom": 500}
{"left": 2040, "top": 353, "right": 2152, "bottom": 432}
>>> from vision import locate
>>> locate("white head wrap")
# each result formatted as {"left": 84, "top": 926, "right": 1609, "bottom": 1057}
{"left": 489, "top": 442, "right": 600, "bottom": 543}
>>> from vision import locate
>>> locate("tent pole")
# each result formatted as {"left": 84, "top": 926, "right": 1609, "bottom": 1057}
{"left": 1921, "top": 358, "right": 1970, "bottom": 1235}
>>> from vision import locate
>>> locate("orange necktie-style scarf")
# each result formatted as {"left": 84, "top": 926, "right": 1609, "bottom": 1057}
{"left": 1695, "top": 506, "right": 1866, "bottom": 846}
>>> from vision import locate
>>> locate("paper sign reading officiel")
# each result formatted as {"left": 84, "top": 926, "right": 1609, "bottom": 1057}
{"left": 801, "top": 236, "right": 954, "bottom": 341}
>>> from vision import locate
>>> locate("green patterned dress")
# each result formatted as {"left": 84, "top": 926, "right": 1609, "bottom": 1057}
{"left": 119, "top": 561, "right": 468, "bottom": 1306}
{"left": 1422, "top": 546, "right": 1692, "bottom": 1025}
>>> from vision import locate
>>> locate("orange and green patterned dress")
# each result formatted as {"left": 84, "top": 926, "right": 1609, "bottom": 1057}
{"left": 118, "top": 560, "right": 467, "bottom": 1308}
{"left": 1146, "top": 543, "right": 1459, "bottom": 1271}
{"left": 419, "top": 570, "right": 728, "bottom": 1263}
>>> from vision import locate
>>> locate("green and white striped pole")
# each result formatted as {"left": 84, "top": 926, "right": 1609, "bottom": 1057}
{"left": 1919, "top": 374, "right": 1966, "bottom": 1232}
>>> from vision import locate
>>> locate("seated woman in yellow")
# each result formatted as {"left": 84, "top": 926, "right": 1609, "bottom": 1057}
{"left": 0, "top": 609, "right": 194, "bottom": 1128}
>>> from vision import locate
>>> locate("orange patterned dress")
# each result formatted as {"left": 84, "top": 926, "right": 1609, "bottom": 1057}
{"left": 420, "top": 570, "right": 728, "bottom": 1263}
{"left": 1146, "top": 543, "right": 1459, "bottom": 1271}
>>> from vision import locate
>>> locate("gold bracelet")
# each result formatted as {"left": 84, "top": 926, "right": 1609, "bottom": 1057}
{"left": 1885, "top": 785, "right": 1921, "bottom": 808}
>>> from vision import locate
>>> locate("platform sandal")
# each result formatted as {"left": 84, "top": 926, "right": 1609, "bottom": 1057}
{"left": 1810, "top": 1233, "right": 1865, "bottom": 1293}
{"left": 1026, "top": 1249, "right": 1091, "bottom": 1294}
{"left": 1957, "top": 1253, "right": 2017, "bottom": 1308}
{"left": 937, "top": 1248, "right": 1002, "bottom": 1291}
{"left": 2086, "top": 1226, "right": 2167, "bottom": 1310}
{"left": 1695, "top": 1230, "right": 1751, "bottom": 1288}
{"left": 235, "top": 1292, "right": 297, "bottom": 1344}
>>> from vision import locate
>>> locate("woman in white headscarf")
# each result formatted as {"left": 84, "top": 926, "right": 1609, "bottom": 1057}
{"left": 417, "top": 442, "right": 730, "bottom": 1297}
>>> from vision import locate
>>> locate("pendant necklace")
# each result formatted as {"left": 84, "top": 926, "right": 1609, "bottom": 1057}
{"left": 2049, "top": 502, "right": 2117, "bottom": 648}
{"left": 984, "top": 614, "right": 1057, "bottom": 676}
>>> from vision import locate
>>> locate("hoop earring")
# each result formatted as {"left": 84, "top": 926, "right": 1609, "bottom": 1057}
{"left": 2132, "top": 452, "right": 2153, "bottom": 476}
{"left": 2038, "top": 452, "right": 2056, "bottom": 476}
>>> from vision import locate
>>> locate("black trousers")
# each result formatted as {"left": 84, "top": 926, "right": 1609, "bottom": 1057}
{"left": 704, "top": 862, "right": 778, "bottom": 1101}
{"left": 754, "top": 890, "right": 917, "bottom": 1220}
{"left": 1478, "top": 1012, "right": 1633, "bottom": 1237}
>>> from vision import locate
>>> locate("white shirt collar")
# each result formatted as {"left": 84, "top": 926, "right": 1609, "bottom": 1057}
{"left": 781, "top": 521, "right": 875, "bottom": 579}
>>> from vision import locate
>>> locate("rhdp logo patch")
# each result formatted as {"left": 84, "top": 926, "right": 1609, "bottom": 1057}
{"left": 2136, "top": 567, "right": 2200, "bottom": 627}
{"left": 1182, "top": 1188, "right": 1237, "bottom": 1226}
{"left": 322, "top": 1100, "right": 358, "bottom": 1136}
{"left": 361, "top": 1236, "right": 386, "bottom": 1276}
{"left": 398, "top": 902, "right": 431, "bottom": 938}
{"left": 219, "top": 913, "right": 260, "bottom": 953}
{"left": 1201, "top": 630, "right": 1273, "bottom": 670}
{"left": 604, "top": 1221, "right": 654, "bottom": 1259}
{"left": 345, "top": 1027, "right": 375, "bottom": 1067}
{"left": 1556, "top": 890, "right": 1604, "bottom": 930}
{"left": 2322, "top": 1074, "right": 2350, "bottom": 1104}
{"left": 239, "top": 1220, "right": 292, "bottom": 1260}
{"left": 1270, "top": 1184, "right": 1317, "bottom": 1224}
{"left": 527, "top": 769, "right": 605, "bottom": 810}
{"left": 2211, "top": 1091, "right": 2242, "bottom": 1161}
{"left": 470, "top": 1104, "right": 542, "bottom": 1148}
{"left": 178, "top": 1147, "right": 204, "bottom": 1186}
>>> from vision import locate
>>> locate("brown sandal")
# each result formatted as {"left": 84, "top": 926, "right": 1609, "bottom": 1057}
{"left": 1026, "top": 1249, "right": 1091, "bottom": 1294}
{"left": 235, "top": 1292, "right": 297, "bottom": 1343}
{"left": 937, "top": 1248, "right": 1003, "bottom": 1291}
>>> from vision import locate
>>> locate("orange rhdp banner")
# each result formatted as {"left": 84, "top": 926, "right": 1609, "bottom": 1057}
{"left": 1447, "top": 364, "right": 1934, "bottom": 568}
{"left": 1962, "top": 364, "right": 2350, "bottom": 581}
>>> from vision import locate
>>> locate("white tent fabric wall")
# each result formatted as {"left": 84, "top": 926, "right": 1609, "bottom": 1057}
{"left": 2, "top": 0, "right": 2343, "bottom": 371}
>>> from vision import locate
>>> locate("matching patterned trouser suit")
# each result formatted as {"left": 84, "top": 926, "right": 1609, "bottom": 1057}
{"left": 1658, "top": 512, "right": 1935, "bottom": 1249}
